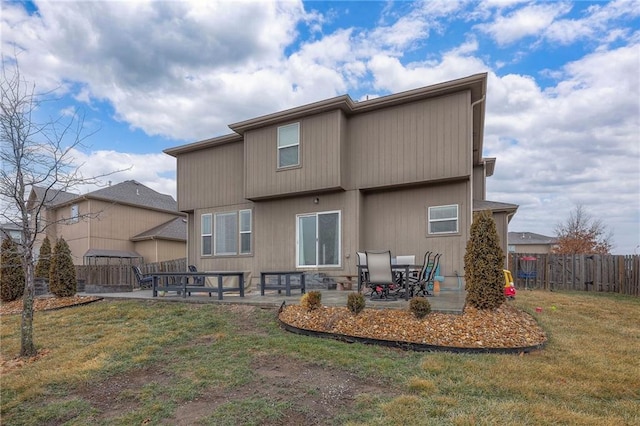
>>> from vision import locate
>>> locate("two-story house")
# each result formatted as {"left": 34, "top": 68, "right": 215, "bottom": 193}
{"left": 164, "top": 73, "right": 517, "bottom": 290}
{"left": 27, "top": 180, "right": 186, "bottom": 265}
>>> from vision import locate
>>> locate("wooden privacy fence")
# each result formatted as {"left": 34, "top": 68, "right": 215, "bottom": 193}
{"left": 508, "top": 254, "right": 639, "bottom": 296}
{"left": 75, "top": 258, "right": 187, "bottom": 291}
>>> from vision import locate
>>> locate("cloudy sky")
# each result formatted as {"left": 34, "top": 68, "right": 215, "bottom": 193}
{"left": 2, "top": 0, "right": 639, "bottom": 254}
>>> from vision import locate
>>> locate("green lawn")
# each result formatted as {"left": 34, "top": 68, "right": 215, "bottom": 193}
{"left": 1, "top": 291, "right": 638, "bottom": 425}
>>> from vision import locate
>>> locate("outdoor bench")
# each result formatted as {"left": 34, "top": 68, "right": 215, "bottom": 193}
{"left": 151, "top": 271, "right": 245, "bottom": 300}
{"left": 260, "top": 271, "right": 306, "bottom": 296}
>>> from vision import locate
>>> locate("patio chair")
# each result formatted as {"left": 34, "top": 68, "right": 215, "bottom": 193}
{"left": 132, "top": 265, "right": 153, "bottom": 289}
{"left": 410, "top": 252, "right": 442, "bottom": 297}
{"left": 187, "top": 264, "right": 211, "bottom": 296}
{"left": 356, "top": 251, "right": 368, "bottom": 292}
{"left": 364, "top": 250, "right": 397, "bottom": 300}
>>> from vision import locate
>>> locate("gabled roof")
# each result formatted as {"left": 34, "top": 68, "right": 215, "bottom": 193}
{"left": 82, "top": 180, "right": 177, "bottom": 212}
{"left": 508, "top": 232, "right": 557, "bottom": 245}
{"left": 164, "top": 73, "right": 488, "bottom": 164}
{"left": 28, "top": 186, "right": 79, "bottom": 209}
{"left": 131, "top": 217, "right": 187, "bottom": 242}
{"left": 34, "top": 180, "right": 179, "bottom": 213}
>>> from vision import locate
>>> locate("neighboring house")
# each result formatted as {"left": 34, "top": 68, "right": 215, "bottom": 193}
{"left": 27, "top": 180, "right": 186, "bottom": 265}
{"left": 0, "top": 222, "right": 23, "bottom": 244}
{"left": 164, "top": 73, "right": 517, "bottom": 290}
{"left": 508, "top": 232, "right": 558, "bottom": 254}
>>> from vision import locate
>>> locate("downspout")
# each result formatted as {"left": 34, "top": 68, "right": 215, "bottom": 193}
{"left": 468, "top": 95, "right": 486, "bottom": 227}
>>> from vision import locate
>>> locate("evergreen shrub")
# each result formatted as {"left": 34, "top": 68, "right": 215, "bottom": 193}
{"left": 1, "top": 237, "right": 25, "bottom": 302}
{"left": 346, "top": 292, "right": 365, "bottom": 315}
{"left": 409, "top": 296, "right": 431, "bottom": 319}
{"left": 464, "top": 210, "right": 505, "bottom": 310}
{"left": 49, "top": 237, "right": 77, "bottom": 297}
{"left": 35, "top": 236, "right": 51, "bottom": 278}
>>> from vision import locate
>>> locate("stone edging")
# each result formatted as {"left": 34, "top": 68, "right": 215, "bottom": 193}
{"left": 278, "top": 317, "right": 546, "bottom": 354}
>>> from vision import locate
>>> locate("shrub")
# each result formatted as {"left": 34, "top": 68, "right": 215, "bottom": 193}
{"left": 49, "top": 237, "right": 77, "bottom": 297}
{"left": 409, "top": 296, "right": 431, "bottom": 319}
{"left": 35, "top": 236, "right": 51, "bottom": 278}
{"left": 300, "top": 290, "right": 322, "bottom": 311}
{"left": 346, "top": 292, "right": 365, "bottom": 315}
{"left": 1, "top": 237, "right": 25, "bottom": 302}
{"left": 463, "top": 210, "right": 505, "bottom": 310}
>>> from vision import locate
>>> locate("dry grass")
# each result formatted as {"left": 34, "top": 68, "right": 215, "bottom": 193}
{"left": 1, "top": 291, "right": 638, "bottom": 425}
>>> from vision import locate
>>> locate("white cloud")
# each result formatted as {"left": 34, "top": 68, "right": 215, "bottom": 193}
{"left": 70, "top": 149, "right": 177, "bottom": 198}
{"left": 476, "top": 2, "right": 572, "bottom": 45}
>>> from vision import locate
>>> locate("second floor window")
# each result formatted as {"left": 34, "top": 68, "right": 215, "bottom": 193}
{"left": 277, "top": 122, "right": 300, "bottom": 168}
{"left": 70, "top": 204, "right": 79, "bottom": 223}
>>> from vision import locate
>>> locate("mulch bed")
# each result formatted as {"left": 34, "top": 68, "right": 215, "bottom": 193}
{"left": 279, "top": 303, "right": 546, "bottom": 349}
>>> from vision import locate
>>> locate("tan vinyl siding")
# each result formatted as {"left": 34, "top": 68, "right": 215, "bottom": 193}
{"left": 176, "top": 141, "right": 245, "bottom": 212}
{"left": 134, "top": 240, "right": 187, "bottom": 263}
{"left": 349, "top": 91, "right": 471, "bottom": 189}
{"left": 244, "top": 110, "right": 343, "bottom": 199}
{"left": 53, "top": 200, "right": 183, "bottom": 264}
{"left": 473, "top": 165, "right": 486, "bottom": 200}
{"left": 361, "top": 181, "right": 471, "bottom": 288}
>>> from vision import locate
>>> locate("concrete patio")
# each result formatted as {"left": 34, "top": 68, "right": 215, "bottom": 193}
{"left": 81, "top": 287, "right": 467, "bottom": 314}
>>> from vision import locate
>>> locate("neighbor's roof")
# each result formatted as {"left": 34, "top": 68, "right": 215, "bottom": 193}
{"left": 36, "top": 180, "right": 179, "bottom": 213}
{"left": 29, "top": 186, "right": 79, "bottom": 208}
{"left": 508, "top": 232, "right": 557, "bottom": 245}
{"left": 131, "top": 217, "right": 187, "bottom": 242}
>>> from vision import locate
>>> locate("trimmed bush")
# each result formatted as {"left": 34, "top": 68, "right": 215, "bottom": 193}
{"left": 409, "top": 296, "right": 431, "bottom": 319}
{"left": 1, "top": 237, "right": 25, "bottom": 302}
{"left": 346, "top": 292, "right": 366, "bottom": 315}
{"left": 464, "top": 210, "right": 505, "bottom": 310}
{"left": 300, "top": 290, "right": 322, "bottom": 311}
{"left": 35, "top": 236, "right": 51, "bottom": 278}
{"left": 49, "top": 237, "right": 77, "bottom": 297}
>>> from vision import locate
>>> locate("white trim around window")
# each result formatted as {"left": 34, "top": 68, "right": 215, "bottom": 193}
{"left": 277, "top": 122, "right": 300, "bottom": 169}
{"left": 428, "top": 204, "right": 459, "bottom": 235}
{"left": 296, "top": 210, "right": 341, "bottom": 268}
{"left": 213, "top": 209, "right": 253, "bottom": 256}
{"left": 70, "top": 204, "right": 79, "bottom": 223}
{"left": 201, "top": 213, "right": 212, "bottom": 256}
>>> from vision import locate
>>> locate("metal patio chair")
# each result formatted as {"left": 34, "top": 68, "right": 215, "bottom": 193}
{"left": 364, "top": 250, "right": 397, "bottom": 300}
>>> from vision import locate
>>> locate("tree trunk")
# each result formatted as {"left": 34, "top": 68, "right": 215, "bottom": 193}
{"left": 20, "top": 259, "right": 36, "bottom": 357}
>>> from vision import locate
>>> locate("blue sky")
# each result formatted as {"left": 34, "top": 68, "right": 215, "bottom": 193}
{"left": 2, "top": 0, "right": 639, "bottom": 254}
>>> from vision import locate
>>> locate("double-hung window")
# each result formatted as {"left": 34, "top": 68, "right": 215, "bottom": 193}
{"left": 428, "top": 204, "right": 459, "bottom": 234}
{"left": 70, "top": 204, "right": 79, "bottom": 223}
{"left": 201, "top": 214, "right": 212, "bottom": 256}
{"left": 277, "top": 122, "right": 300, "bottom": 168}
{"left": 239, "top": 209, "right": 252, "bottom": 254}
{"left": 296, "top": 211, "right": 340, "bottom": 267}
{"left": 214, "top": 210, "right": 252, "bottom": 256}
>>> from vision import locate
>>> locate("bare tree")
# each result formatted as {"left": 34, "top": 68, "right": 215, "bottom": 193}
{"left": 553, "top": 204, "right": 613, "bottom": 255}
{"left": 1, "top": 58, "right": 109, "bottom": 357}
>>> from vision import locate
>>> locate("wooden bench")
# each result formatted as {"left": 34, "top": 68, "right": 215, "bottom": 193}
{"left": 335, "top": 274, "right": 359, "bottom": 291}
{"left": 151, "top": 271, "right": 245, "bottom": 300}
{"left": 260, "top": 271, "right": 306, "bottom": 296}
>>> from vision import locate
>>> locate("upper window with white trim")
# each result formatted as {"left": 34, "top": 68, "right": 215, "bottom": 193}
{"left": 277, "top": 122, "right": 300, "bottom": 168}
{"left": 428, "top": 204, "right": 459, "bottom": 234}
{"left": 70, "top": 204, "right": 79, "bottom": 223}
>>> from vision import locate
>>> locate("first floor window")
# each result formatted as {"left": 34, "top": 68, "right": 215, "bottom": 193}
{"left": 201, "top": 214, "right": 212, "bottom": 256}
{"left": 428, "top": 204, "right": 459, "bottom": 234}
{"left": 297, "top": 211, "right": 340, "bottom": 267}
{"left": 239, "top": 209, "right": 252, "bottom": 254}
{"left": 214, "top": 209, "right": 253, "bottom": 256}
